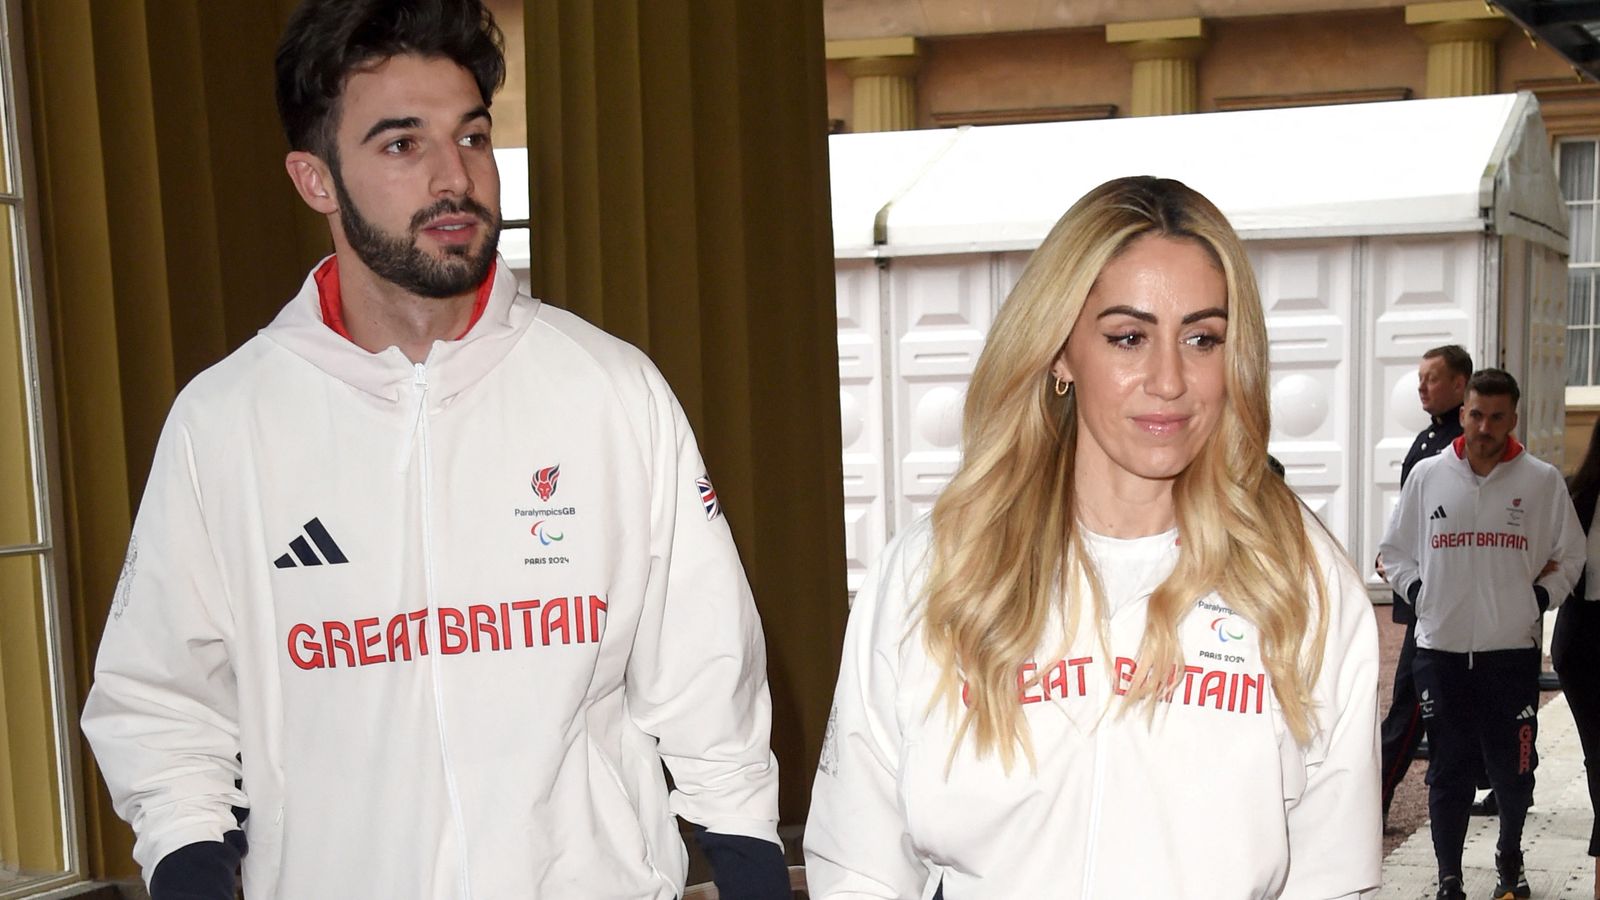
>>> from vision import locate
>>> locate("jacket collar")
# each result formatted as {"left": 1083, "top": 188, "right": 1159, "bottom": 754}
{"left": 260, "top": 253, "right": 538, "bottom": 403}
{"left": 1451, "top": 433, "right": 1525, "bottom": 463}
{"left": 313, "top": 256, "right": 495, "bottom": 344}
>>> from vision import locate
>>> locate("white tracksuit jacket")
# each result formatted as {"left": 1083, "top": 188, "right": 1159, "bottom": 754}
{"left": 81, "top": 257, "right": 780, "bottom": 899}
{"left": 1379, "top": 436, "right": 1585, "bottom": 653}
{"left": 805, "top": 513, "right": 1381, "bottom": 899}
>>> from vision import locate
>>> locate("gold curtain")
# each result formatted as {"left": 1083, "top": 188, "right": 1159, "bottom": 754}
{"left": 525, "top": 1, "right": 847, "bottom": 823}
{"left": 22, "top": 0, "right": 322, "bottom": 876}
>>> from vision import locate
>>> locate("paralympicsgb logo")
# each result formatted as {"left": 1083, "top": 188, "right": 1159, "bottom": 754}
{"left": 532, "top": 464, "right": 560, "bottom": 502}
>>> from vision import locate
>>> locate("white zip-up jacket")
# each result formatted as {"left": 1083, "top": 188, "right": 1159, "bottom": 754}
{"left": 81, "top": 257, "right": 780, "bottom": 899}
{"left": 805, "top": 512, "right": 1381, "bottom": 899}
{"left": 1379, "top": 436, "right": 1584, "bottom": 654}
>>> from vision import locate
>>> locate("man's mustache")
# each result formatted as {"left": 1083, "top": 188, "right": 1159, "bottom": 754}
{"left": 410, "top": 197, "right": 497, "bottom": 232}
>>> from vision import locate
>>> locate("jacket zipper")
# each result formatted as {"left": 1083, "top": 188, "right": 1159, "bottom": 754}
{"left": 1469, "top": 475, "right": 1480, "bottom": 669}
{"left": 1078, "top": 702, "right": 1109, "bottom": 898}
{"left": 413, "top": 362, "right": 475, "bottom": 899}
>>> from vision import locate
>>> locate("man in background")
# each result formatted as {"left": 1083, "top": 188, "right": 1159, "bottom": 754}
{"left": 1380, "top": 368, "right": 1585, "bottom": 900}
{"left": 1380, "top": 343, "right": 1472, "bottom": 821}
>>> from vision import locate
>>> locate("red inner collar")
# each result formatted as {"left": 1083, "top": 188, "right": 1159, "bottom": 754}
{"left": 314, "top": 257, "right": 495, "bottom": 343}
{"left": 1451, "top": 433, "right": 1524, "bottom": 462}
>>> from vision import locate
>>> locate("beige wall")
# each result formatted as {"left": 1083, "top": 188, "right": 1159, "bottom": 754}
{"left": 918, "top": 30, "right": 1128, "bottom": 123}
{"left": 486, "top": 0, "right": 529, "bottom": 147}
{"left": 824, "top": 6, "right": 1582, "bottom": 133}
{"left": 1202, "top": 11, "right": 1425, "bottom": 106}
{"left": 1569, "top": 410, "right": 1599, "bottom": 474}
{"left": 823, "top": 0, "right": 1413, "bottom": 39}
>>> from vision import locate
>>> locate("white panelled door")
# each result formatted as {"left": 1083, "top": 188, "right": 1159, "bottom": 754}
{"left": 1364, "top": 235, "right": 1484, "bottom": 589}
{"left": 888, "top": 257, "right": 994, "bottom": 533}
{"left": 836, "top": 259, "right": 888, "bottom": 595}
{"left": 1252, "top": 240, "right": 1359, "bottom": 551}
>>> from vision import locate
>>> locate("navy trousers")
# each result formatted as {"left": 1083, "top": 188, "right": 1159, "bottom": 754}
{"left": 1414, "top": 647, "right": 1540, "bottom": 877}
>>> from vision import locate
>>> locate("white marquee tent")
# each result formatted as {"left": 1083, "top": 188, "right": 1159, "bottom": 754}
{"left": 827, "top": 93, "right": 1569, "bottom": 594}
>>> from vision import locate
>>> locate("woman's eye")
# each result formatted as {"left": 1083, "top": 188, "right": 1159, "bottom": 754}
{"left": 1106, "top": 332, "right": 1143, "bottom": 349}
{"left": 1184, "top": 333, "right": 1224, "bottom": 350}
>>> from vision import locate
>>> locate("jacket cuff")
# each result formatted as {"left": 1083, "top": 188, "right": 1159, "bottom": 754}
{"left": 693, "top": 825, "right": 789, "bottom": 900}
{"left": 1535, "top": 584, "right": 1551, "bottom": 613}
{"left": 148, "top": 830, "right": 246, "bottom": 900}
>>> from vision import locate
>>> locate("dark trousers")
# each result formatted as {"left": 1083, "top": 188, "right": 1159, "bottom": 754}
{"left": 1555, "top": 601, "right": 1600, "bottom": 857}
{"left": 1380, "top": 619, "right": 1426, "bottom": 816}
{"left": 1414, "top": 647, "right": 1541, "bottom": 878}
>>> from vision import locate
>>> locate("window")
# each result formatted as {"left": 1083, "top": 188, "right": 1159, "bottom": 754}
{"left": 1561, "top": 138, "right": 1600, "bottom": 387}
{"left": 0, "top": 0, "right": 79, "bottom": 893}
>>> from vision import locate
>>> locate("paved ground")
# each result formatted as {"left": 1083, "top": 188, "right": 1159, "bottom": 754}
{"left": 1379, "top": 688, "right": 1595, "bottom": 898}
{"left": 1377, "top": 612, "right": 1597, "bottom": 898}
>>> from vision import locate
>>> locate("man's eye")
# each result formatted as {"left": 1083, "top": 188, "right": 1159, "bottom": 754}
{"left": 460, "top": 133, "right": 490, "bottom": 148}
{"left": 385, "top": 138, "right": 416, "bottom": 153}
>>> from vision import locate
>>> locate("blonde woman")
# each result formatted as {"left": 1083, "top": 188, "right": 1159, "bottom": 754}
{"left": 805, "top": 176, "right": 1380, "bottom": 899}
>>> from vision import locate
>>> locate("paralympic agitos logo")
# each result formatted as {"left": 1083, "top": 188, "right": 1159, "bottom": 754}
{"left": 1211, "top": 616, "right": 1246, "bottom": 643}
{"left": 531, "top": 519, "right": 564, "bottom": 545}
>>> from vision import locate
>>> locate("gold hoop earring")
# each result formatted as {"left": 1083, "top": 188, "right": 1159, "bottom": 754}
{"left": 1053, "top": 376, "right": 1071, "bottom": 397}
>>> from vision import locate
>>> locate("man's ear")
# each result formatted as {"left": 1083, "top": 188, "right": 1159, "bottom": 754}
{"left": 285, "top": 151, "right": 338, "bottom": 215}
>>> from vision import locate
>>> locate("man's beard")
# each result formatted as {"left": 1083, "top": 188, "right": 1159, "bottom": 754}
{"left": 334, "top": 172, "right": 502, "bottom": 299}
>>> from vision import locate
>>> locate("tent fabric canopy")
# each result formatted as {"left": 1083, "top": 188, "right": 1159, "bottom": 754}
{"left": 829, "top": 92, "right": 1568, "bottom": 258}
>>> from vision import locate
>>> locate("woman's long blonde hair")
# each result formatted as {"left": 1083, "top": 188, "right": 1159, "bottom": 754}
{"left": 923, "top": 176, "right": 1329, "bottom": 769}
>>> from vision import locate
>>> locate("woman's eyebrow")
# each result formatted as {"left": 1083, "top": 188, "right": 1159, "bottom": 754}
{"left": 1181, "top": 307, "right": 1228, "bottom": 325}
{"left": 1095, "top": 304, "right": 1155, "bottom": 323}
{"left": 1093, "top": 305, "right": 1228, "bottom": 325}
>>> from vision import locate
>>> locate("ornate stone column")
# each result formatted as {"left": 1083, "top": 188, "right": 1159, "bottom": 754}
{"left": 1107, "top": 17, "right": 1208, "bottom": 117}
{"left": 1407, "top": 1, "right": 1509, "bottom": 98}
{"left": 827, "top": 37, "right": 921, "bottom": 132}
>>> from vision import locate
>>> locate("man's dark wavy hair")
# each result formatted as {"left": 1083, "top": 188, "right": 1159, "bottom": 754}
{"left": 275, "top": 0, "right": 505, "bottom": 160}
{"left": 1468, "top": 367, "right": 1521, "bottom": 406}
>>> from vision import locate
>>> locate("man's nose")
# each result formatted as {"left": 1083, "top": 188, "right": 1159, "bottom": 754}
{"left": 431, "top": 146, "right": 473, "bottom": 196}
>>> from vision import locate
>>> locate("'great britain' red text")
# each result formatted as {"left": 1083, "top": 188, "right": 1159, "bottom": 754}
{"left": 287, "top": 595, "right": 606, "bottom": 670}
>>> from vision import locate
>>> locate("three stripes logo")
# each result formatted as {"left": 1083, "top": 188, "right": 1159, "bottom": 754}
{"left": 273, "top": 518, "right": 349, "bottom": 569}
{"left": 1429, "top": 505, "right": 1448, "bottom": 521}
{"left": 1516, "top": 704, "right": 1536, "bottom": 721}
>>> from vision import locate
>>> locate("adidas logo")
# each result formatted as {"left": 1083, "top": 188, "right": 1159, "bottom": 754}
{"left": 273, "top": 517, "right": 349, "bottom": 569}
{"left": 1429, "top": 506, "right": 1448, "bottom": 520}
{"left": 1516, "top": 704, "right": 1536, "bottom": 720}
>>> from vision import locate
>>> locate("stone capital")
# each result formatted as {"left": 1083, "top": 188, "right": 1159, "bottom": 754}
{"left": 840, "top": 55, "right": 922, "bottom": 80}
{"left": 1119, "top": 36, "right": 1209, "bottom": 64}
{"left": 1411, "top": 17, "right": 1510, "bottom": 45}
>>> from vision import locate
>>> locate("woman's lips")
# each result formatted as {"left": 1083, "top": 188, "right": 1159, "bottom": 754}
{"left": 1132, "top": 414, "right": 1190, "bottom": 436}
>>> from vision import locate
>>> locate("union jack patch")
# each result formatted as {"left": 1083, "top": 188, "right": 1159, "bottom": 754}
{"left": 696, "top": 475, "right": 721, "bottom": 521}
